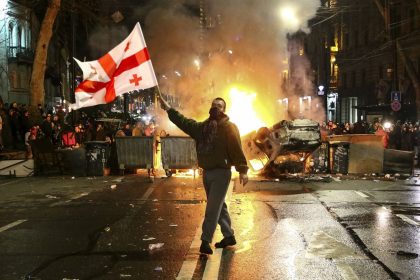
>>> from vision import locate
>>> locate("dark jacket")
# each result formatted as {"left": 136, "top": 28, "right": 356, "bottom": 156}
{"left": 167, "top": 108, "right": 248, "bottom": 173}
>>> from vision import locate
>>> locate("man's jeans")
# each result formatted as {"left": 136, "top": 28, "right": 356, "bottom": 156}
{"left": 201, "top": 168, "right": 234, "bottom": 243}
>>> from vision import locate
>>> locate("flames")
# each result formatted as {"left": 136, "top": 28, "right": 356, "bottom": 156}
{"left": 226, "top": 87, "right": 268, "bottom": 136}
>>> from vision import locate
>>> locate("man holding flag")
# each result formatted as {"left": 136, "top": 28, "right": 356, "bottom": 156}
{"left": 71, "top": 22, "right": 249, "bottom": 256}
{"left": 158, "top": 94, "right": 249, "bottom": 255}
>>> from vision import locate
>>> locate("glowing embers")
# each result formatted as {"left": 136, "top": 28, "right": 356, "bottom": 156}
{"left": 172, "top": 169, "right": 197, "bottom": 178}
{"left": 226, "top": 87, "right": 267, "bottom": 136}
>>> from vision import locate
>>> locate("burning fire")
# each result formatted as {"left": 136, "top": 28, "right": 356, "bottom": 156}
{"left": 226, "top": 88, "right": 267, "bottom": 136}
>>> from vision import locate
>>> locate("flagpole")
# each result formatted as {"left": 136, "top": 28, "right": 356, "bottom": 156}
{"left": 135, "top": 22, "right": 164, "bottom": 111}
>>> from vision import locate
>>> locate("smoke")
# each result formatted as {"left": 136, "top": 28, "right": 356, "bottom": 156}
{"left": 86, "top": 0, "right": 323, "bottom": 133}
{"left": 87, "top": 25, "right": 130, "bottom": 58}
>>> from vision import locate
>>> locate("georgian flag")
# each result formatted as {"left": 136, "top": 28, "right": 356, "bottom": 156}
{"left": 70, "top": 22, "right": 157, "bottom": 110}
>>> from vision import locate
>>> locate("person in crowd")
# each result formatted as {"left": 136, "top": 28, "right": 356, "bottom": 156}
{"left": 375, "top": 124, "right": 389, "bottom": 148}
{"left": 414, "top": 125, "right": 420, "bottom": 166}
{"left": 319, "top": 122, "right": 329, "bottom": 141}
{"left": 342, "top": 122, "right": 351, "bottom": 134}
{"left": 56, "top": 106, "right": 65, "bottom": 125}
{"left": 74, "top": 124, "right": 85, "bottom": 146}
{"left": 115, "top": 130, "right": 126, "bottom": 137}
{"left": 41, "top": 114, "right": 54, "bottom": 141}
{"left": 52, "top": 115, "right": 62, "bottom": 145}
{"left": 144, "top": 123, "right": 156, "bottom": 136}
{"left": 330, "top": 122, "right": 342, "bottom": 135}
{"left": 393, "top": 121, "right": 402, "bottom": 149}
{"left": 123, "top": 123, "right": 132, "bottom": 136}
{"left": 132, "top": 121, "right": 144, "bottom": 136}
{"left": 401, "top": 124, "right": 414, "bottom": 151}
{"left": 159, "top": 94, "right": 248, "bottom": 255}
{"left": 95, "top": 122, "right": 106, "bottom": 141}
{"left": 84, "top": 121, "right": 94, "bottom": 142}
{"left": 20, "top": 110, "right": 31, "bottom": 141}
{"left": 352, "top": 121, "right": 366, "bottom": 134}
{"left": 37, "top": 104, "right": 44, "bottom": 116}
{"left": 9, "top": 103, "right": 21, "bottom": 147}
{"left": 25, "top": 126, "right": 38, "bottom": 158}
{"left": 387, "top": 124, "right": 397, "bottom": 149}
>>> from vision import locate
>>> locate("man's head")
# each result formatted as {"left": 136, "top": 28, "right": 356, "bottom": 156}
{"left": 211, "top": 97, "right": 226, "bottom": 113}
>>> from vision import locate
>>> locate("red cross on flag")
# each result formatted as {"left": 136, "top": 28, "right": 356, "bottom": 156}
{"left": 70, "top": 22, "right": 158, "bottom": 110}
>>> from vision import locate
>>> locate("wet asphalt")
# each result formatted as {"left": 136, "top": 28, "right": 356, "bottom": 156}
{"left": 0, "top": 174, "right": 419, "bottom": 279}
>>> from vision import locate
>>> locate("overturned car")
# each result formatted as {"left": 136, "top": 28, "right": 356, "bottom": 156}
{"left": 241, "top": 119, "right": 321, "bottom": 175}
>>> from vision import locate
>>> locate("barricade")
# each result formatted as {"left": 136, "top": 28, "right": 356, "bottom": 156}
{"left": 383, "top": 149, "right": 414, "bottom": 175}
{"left": 115, "top": 136, "right": 155, "bottom": 176}
{"left": 160, "top": 136, "right": 198, "bottom": 177}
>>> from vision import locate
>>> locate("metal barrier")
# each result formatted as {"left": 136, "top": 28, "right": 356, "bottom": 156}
{"left": 161, "top": 136, "right": 198, "bottom": 177}
{"left": 383, "top": 149, "right": 414, "bottom": 175}
{"left": 115, "top": 136, "right": 155, "bottom": 176}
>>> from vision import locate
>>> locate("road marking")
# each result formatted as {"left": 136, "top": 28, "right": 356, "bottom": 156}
{"left": 50, "top": 192, "right": 90, "bottom": 207}
{"left": 396, "top": 214, "right": 419, "bottom": 226}
{"left": 140, "top": 186, "right": 155, "bottom": 202}
{"left": 0, "top": 178, "right": 30, "bottom": 187}
{"left": 176, "top": 226, "right": 202, "bottom": 280}
{"left": 202, "top": 248, "right": 223, "bottom": 279}
{"left": 0, "top": 219, "right": 27, "bottom": 233}
{"left": 336, "top": 263, "right": 359, "bottom": 280}
{"left": 354, "top": 191, "right": 369, "bottom": 198}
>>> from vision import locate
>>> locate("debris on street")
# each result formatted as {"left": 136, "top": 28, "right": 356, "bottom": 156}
{"left": 149, "top": 243, "right": 164, "bottom": 250}
{"left": 396, "top": 251, "right": 418, "bottom": 258}
{"left": 143, "top": 237, "right": 156, "bottom": 241}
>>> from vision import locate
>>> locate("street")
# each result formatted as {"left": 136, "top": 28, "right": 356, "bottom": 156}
{"left": 0, "top": 174, "right": 419, "bottom": 280}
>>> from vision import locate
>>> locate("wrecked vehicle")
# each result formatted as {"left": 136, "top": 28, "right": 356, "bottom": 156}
{"left": 241, "top": 119, "right": 321, "bottom": 175}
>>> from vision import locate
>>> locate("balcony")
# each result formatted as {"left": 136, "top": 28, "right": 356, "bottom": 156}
{"left": 7, "top": 46, "right": 34, "bottom": 64}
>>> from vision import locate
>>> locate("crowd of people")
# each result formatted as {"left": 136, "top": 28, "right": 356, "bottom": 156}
{"left": 0, "top": 102, "right": 157, "bottom": 158}
{"left": 321, "top": 119, "right": 420, "bottom": 151}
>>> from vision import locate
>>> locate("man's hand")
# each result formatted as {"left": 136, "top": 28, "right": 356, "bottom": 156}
{"left": 239, "top": 173, "right": 248, "bottom": 186}
{"left": 157, "top": 91, "right": 171, "bottom": 111}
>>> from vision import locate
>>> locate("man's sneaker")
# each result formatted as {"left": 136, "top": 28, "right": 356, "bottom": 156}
{"left": 215, "top": 236, "right": 236, "bottom": 248}
{"left": 200, "top": 241, "right": 213, "bottom": 255}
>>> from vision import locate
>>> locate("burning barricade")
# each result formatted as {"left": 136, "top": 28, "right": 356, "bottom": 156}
{"left": 241, "top": 119, "right": 321, "bottom": 177}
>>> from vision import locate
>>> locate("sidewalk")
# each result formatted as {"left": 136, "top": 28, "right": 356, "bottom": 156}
{"left": 0, "top": 149, "right": 27, "bottom": 160}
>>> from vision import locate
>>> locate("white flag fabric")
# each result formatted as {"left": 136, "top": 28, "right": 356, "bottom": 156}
{"left": 70, "top": 22, "right": 158, "bottom": 110}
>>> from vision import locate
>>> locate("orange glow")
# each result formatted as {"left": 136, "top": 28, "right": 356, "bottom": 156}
{"left": 173, "top": 169, "right": 196, "bottom": 178}
{"left": 226, "top": 87, "right": 268, "bottom": 136}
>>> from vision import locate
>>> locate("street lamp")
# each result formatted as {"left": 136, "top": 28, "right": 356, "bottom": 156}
{"left": 279, "top": 6, "right": 300, "bottom": 30}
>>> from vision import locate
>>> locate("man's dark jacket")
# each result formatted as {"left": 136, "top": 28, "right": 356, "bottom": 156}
{"left": 167, "top": 108, "right": 248, "bottom": 174}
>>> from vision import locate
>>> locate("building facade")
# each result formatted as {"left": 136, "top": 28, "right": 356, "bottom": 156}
{"left": 0, "top": 0, "right": 40, "bottom": 105}
{"left": 304, "top": 0, "right": 420, "bottom": 123}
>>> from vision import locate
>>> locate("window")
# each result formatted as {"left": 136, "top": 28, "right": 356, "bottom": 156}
{"left": 349, "top": 97, "right": 358, "bottom": 123}
{"left": 8, "top": 23, "right": 13, "bottom": 46}
{"left": 17, "top": 27, "right": 22, "bottom": 47}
